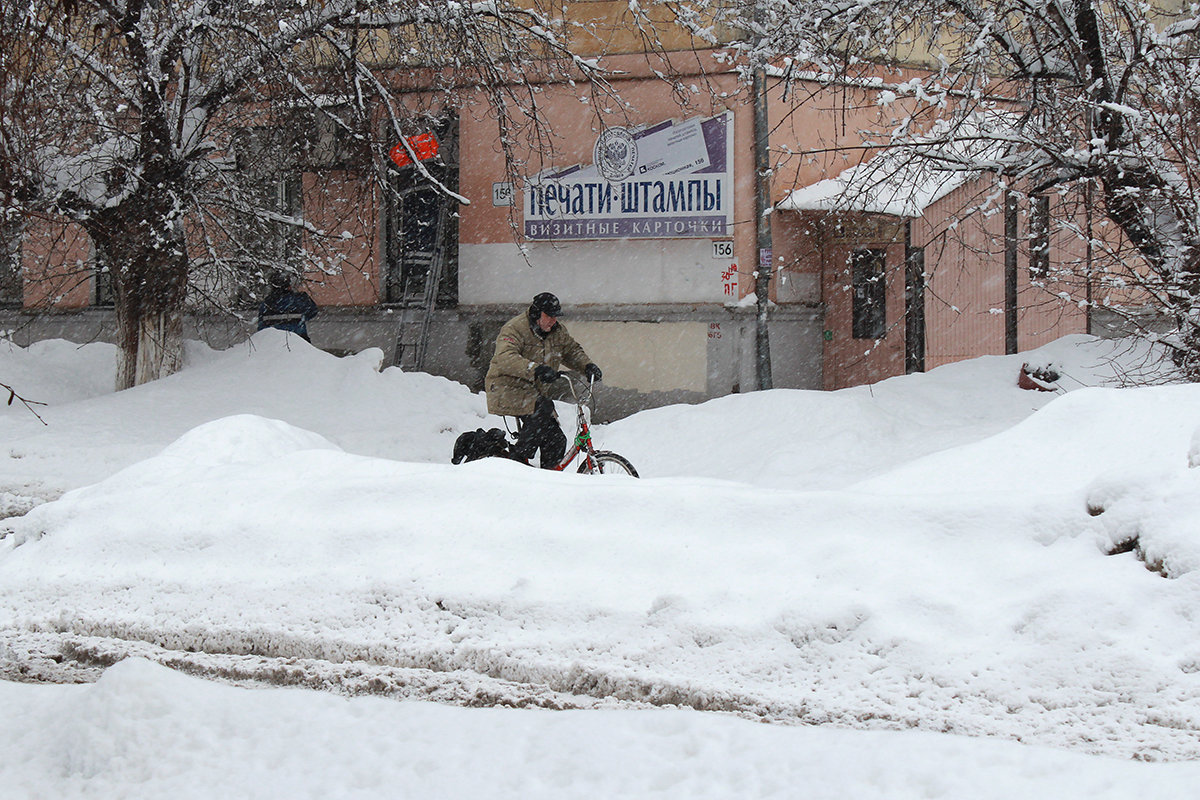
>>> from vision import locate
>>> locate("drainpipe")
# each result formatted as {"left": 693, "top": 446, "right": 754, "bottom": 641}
{"left": 753, "top": 62, "right": 774, "bottom": 390}
{"left": 904, "top": 220, "right": 926, "bottom": 374}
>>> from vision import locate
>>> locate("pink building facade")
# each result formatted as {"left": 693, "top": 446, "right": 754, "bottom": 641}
{"left": 3, "top": 48, "right": 1104, "bottom": 409}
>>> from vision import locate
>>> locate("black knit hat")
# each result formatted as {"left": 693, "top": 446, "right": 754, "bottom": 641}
{"left": 530, "top": 292, "right": 562, "bottom": 317}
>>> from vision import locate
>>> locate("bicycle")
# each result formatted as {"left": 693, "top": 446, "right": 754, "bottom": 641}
{"left": 514, "top": 371, "right": 639, "bottom": 477}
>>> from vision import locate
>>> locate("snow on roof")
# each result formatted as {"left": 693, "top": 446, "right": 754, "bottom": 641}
{"left": 777, "top": 164, "right": 969, "bottom": 217}
{"left": 777, "top": 115, "right": 1011, "bottom": 218}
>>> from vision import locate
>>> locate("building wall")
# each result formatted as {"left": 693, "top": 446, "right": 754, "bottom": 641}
{"left": 917, "top": 180, "right": 1010, "bottom": 369}
{"left": 10, "top": 45, "right": 1106, "bottom": 408}
{"left": 1013, "top": 191, "right": 1090, "bottom": 351}
{"left": 768, "top": 191, "right": 822, "bottom": 304}
{"left": 774, "top": 175, "right": 1095, "bottom": 388}
{"left": 819, "top": 230, "right": 907, "bottom": 390}
{"left": 767, "top": 72, "right": 927, "bottom": 215}
{"left": 20, "top": 216, "right": 95, "bottom": 309}
{"left": 301, "top": 170, "right": 381, "bottom": 307}
{"left": 917, "top": 180, "right": 1088, "bottom": 370}
{"left": 455, "top": 72, "right": 752, "bottom": 305}
{"left": 441, "top": 60, "right": 827, "bottom": 401}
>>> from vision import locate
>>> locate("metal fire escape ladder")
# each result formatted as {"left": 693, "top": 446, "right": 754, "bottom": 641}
{"left": 393, "top": 203, "right": 450, "bottom": 371}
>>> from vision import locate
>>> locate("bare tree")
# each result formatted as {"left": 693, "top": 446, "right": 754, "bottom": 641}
{"left": 1, "top": 1, "right": 618, "bottom": 388}
{"left": 672, "top": 0, "right": 1200, "bottom": 376}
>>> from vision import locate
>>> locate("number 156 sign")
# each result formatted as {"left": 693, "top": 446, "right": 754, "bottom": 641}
{"left": 712, "top": 240, "right": 734, "bottom": 259}
{"left": 492, "top": 182, "right": 514, "bottom": 207}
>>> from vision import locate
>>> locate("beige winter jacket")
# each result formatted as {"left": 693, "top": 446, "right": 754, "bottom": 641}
{"left": 485, "top": 312, "right": 592, "bottom": 416}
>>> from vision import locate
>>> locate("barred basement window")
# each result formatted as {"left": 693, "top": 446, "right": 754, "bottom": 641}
{"left": 851, "top": 247, "right": 887, "bottom": 339}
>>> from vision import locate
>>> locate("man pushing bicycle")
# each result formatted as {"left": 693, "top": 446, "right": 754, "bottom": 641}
{"left": 485, "top": 292, "right": 603, "bottom": 469}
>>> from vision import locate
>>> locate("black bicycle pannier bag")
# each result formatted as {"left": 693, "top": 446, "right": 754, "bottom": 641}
{"left": 451, "top": 428, "right": 511, "bottom": 464}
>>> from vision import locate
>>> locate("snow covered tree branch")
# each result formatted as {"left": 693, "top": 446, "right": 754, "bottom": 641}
{"left": 672, "top": 0, "right": 1200, "bottom": 376}
{"left": 1, "top": 0, "right": 630, "bottom": 388}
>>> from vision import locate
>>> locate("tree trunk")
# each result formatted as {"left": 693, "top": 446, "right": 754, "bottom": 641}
{"left": 115, "top": 303, "right": 185, "bottom": 390}
{"left": 95, "top": 206, "right": 189, "bottom": 391}
{"left": 1097, "top": 165, "right": 1200, "bottom": 379}
{"left": 114, "top": 291, "right": 139, "bottom": 392}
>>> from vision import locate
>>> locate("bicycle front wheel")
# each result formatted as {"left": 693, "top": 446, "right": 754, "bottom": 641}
{"left": 578, "top": 450, "right": 639, "bottom": 477}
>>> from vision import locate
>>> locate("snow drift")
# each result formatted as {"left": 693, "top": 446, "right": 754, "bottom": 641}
{"left": 5, "top": 332, "right": 1200, "bottom": 766}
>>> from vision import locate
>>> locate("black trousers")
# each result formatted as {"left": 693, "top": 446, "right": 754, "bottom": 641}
{"left": 513, "top": 396, "right": 567, "bottom": 469}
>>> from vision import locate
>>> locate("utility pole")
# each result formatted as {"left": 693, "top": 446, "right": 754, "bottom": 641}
{"left": 753, "top": 58, "right": 773, "bottom": 390}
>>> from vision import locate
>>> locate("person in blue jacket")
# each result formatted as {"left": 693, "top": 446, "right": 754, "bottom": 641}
{"left": 257, "top": 271, "right": 319, "bottom": 341}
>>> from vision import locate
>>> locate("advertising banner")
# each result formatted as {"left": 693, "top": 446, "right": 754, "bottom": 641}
{"left": 524, "top": 111, "right": 733, "bottom": 241}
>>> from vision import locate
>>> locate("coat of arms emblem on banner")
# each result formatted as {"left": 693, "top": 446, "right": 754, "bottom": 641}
{"left": 593, "top": 127, "right": 638, "bottom": 181}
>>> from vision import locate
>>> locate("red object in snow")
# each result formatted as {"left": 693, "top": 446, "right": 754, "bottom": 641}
{"left": 388, "top": 133, "right": 439, "bottom": 168}
{"left": 1018, "top": 364, "right": 1057, "bottom": 392}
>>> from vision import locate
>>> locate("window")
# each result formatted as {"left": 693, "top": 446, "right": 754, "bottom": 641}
{"left": 231, "top": 127, "right": 304, "bottom": 292}
{"left": 300, "top": 108, "right": 368, "bottom": 170}
{"left": 0, "top": 217, "right": 20, "bottom": 306}
{"left": 384, "top": 115, "right": 458, "bottom": 306}
{"left": 93, "top": 240, "right": 114, "bottom": 307}
{"left": 851, "top": 247, "right": 887, "bottom": 339}
{"left": 263, "top": 172, "right": 303, "bottom": 269}
{"left": 1029, "top": 194, "right": 1050, "bottom": 281}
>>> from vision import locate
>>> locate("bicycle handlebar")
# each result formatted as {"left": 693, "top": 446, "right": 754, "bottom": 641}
{"left": 547, "top": 370, "right": 597, "bottom": 408}
{"left": 550, "top": 369, "right": 594, "bottom": 385}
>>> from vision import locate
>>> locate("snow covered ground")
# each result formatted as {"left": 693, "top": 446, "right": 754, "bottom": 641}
{"left": 4, "top": 330, "right": 1200, "bottom": 797}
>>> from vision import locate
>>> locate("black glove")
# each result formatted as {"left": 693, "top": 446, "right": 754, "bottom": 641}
{"left": 534, "top": 364, "right": 560, "bottom": 384}
{"left": 584, "top": 363, "right": 603, "bottom": 383}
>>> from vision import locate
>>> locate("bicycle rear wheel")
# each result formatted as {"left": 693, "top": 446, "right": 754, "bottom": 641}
{"left": 578, "top": 450, "right": 638, "bottom": 477}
